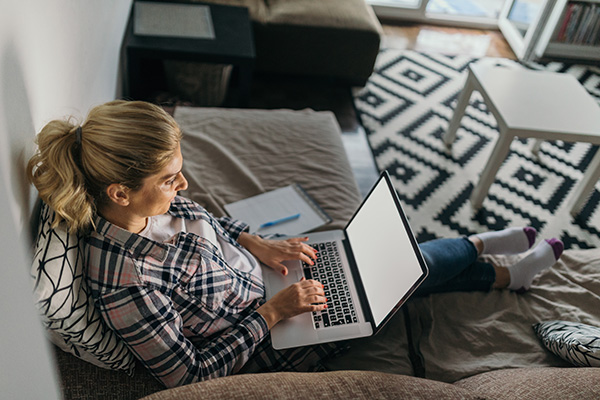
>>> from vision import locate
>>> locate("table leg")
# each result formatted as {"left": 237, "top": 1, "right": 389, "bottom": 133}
{"left": 443, "top": 69, "right": 475, "bottom": 148}
{"left": 470, "top": 131, "right": 514, "bottom": 210}
{"left": 531, "top": 139, "right": 543, "bottom": 157}
{"left": 570, "top": 149, "right": 600, "bottom": 216}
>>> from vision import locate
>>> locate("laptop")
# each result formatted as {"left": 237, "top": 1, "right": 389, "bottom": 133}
{"left": 263, "top": 171, "right": 429, "bottom": 349}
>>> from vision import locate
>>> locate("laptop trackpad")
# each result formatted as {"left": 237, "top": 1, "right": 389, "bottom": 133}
{"left": 263, "top": 260, "right": 303, "bottom": 300}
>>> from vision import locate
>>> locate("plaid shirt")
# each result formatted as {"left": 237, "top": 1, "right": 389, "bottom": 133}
{"left": 86, "top": 196, "right": 340, "bottom": 388}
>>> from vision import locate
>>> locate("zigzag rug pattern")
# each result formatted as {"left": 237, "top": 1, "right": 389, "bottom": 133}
{"left": 354, "top": 49, "right": 600, "bottom": 249}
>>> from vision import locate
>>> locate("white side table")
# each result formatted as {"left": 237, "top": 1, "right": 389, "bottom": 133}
{"left": 443, "top": 64, "right": 600, "bottom": 213}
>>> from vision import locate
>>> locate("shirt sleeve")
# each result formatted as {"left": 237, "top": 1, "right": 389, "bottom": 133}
{"left": 176, "top": 196, "right": 249, "bottom": 240}
{"left": 96, "top": 285, "right": 269, "bottom": 388}
{"left": 217, "top": 216, "right": 249, "bottom": 240}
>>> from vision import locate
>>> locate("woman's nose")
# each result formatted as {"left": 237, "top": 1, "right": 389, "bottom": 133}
{"left": 177, "top": 172, "right": 188, "bottom": 191}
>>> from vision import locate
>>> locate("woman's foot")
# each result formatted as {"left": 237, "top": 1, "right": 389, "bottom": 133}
{"left": 507, "top": 238, "right": 564, "bottom": 292}
{"left": 474, "top": 227, "right": 537, "bottom": 255}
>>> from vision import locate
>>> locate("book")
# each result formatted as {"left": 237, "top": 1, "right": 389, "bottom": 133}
{"left": 224, "top": 184, "right": 332, "bottom": 236}
{"left": 556, "top": 3, "right": 574, "bottom": 42}
{"left": 565, "top": 4, "right": 582, "bottom": 43}
{"left": 574, "top": 5, "right": 592, "bottom": 44}
{"left": 592, "top": 10, "right": 600, "bottom": 45}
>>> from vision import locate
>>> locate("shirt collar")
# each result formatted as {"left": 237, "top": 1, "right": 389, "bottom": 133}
{"left": 93, "top": 214, "right": 169, "bottom": 262}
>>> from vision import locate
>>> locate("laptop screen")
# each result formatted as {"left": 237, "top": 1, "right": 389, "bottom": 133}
{"left": 345, "top": 172, "right": 427, "bottom": 327}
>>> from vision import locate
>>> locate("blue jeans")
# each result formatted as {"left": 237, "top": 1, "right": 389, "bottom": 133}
{"left": 413, "top": 237, "right": 496, "bottom": 297}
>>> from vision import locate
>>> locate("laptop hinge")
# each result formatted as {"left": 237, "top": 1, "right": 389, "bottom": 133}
{"left": 342, "top": 235, "right": 375, "bottom": 329}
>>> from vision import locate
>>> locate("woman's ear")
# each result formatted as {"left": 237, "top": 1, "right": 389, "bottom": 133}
{"left": 105, "top": 183, "right": 130, "bottom": 206}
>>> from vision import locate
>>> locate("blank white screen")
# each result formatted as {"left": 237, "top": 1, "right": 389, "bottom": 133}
{"left": 345, "top": 177, "right": 424, "bottom": 326}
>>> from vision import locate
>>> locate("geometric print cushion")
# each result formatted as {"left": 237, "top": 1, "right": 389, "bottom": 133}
{"left": 533, "top": 320, "right": 600, "bottom": 367}
{"left": 31, "top": 201, "right": 135, "bottom": 373}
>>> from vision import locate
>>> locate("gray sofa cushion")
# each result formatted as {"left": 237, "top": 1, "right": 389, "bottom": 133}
{"left": 174, "top": 106, "right": 361, "bottom": 225}
{"left": 250, "top": 0, "right": 382, "bottom": 84}
{"left": 454, "top": 367, "right": 600, "bottom": 399}
{"left": 52, "top": 345, "right": 162, "bottom": 400}
{"left": 139, "top": 370, "right": 479, "bottom": 400}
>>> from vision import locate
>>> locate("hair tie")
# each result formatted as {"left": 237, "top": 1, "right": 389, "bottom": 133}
{"left": 75, "top": 126, "right": 82, "bottom": 146}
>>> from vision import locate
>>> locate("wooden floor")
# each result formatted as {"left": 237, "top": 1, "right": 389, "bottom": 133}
{"left": 381, "top": 22, "right": 515, "bottom": 59}
{"left": 250, "top": 23, "right": 516, "bottom": 195}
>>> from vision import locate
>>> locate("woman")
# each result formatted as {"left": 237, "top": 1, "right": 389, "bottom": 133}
{"left": 27, "top": 100, "right": 563, "bottom": 388}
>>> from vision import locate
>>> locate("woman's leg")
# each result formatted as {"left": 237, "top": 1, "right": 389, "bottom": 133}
{"left": 505, "top": 238, "right": 563, "bottom": 291}
{"left": 414, "top": 237, "right": 496, "bottom": 296}
{"left": 474, "top": 227, "right": 537, "bottom": 255}
{"left": 470, "top": 233, "right": 564, "bottom": 291}
{"left": 414, "top": 229, "right": 563, "bottom": 296}
{"left": 469, "top": 235, "right": 510, "bottom": 289}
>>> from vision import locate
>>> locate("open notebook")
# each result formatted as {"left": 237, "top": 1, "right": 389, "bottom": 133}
{"left": 224, "top": 184, "right": 332, "bottom": 235}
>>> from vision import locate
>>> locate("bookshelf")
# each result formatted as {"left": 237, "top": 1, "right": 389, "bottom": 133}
{"left": 535, "top": 0, "right": 600, "bottom": 61}
{"left": 499, "top": 0, "right": 600, "bottom": 62}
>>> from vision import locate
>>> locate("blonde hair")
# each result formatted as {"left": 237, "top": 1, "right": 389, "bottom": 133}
{"left": 27, "top": 100, "right": 183, "bottom": 233}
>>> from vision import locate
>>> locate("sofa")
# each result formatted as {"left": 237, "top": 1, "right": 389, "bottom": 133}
{"left": 35, "top": 107, "right": 600, "bottom": 399}
{"left": 162, "top": 0, "right": 383, "bottom": 86}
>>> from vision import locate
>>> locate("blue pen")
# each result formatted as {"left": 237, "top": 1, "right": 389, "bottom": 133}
{"left": 259, "top": 213, "right": 301, "bottom": 229}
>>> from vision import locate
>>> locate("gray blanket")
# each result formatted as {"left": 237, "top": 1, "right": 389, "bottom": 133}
{"left": 412, "top": 250, "right": 600, "bottom": 381}
{"left": 174, "top": 106, "right": 361, "bottom": 228}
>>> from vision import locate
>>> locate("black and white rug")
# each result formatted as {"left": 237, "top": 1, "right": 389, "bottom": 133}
{"left": 354, "top": 49, "right": 600, "bottom": 249}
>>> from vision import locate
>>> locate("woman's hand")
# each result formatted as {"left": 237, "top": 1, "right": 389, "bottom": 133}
{"left": 238, "top": 233, "right": 317, "bottom": 276}
{"left": 257, "top": 278, "right": 327, "bottom": 329}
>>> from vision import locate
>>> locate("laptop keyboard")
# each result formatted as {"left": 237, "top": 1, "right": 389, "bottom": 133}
{"left": 303, "top": 241, "right": 358, "bottom": 329}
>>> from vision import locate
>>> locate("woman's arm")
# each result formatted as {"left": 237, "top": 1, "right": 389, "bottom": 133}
{"left": 215, "top": 212, "right": 318, "bottom": 275}
{"left": 97, "top": 282, "right": 326, "bottom": 386}
{"left": 237, "top": 233, "right": 317, "bottom": 276}
{"left": 97, "top": 285, "right": 268, "bottom": 388}
{"left": 213, "top": 213, "right": 328, "bottom": 327}
{"left": 216, "top": 215, "right": 250, "bottom": 240}
{"left": 256, "top": 277, "right": 328, "bottom": 329}
{"left": 238, "top": 233, "right": 327, "bottom": 329}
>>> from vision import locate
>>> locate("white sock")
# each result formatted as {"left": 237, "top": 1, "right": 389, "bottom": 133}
{"left": 507, "top": 239, "right": 563, "bottom": 291}
{"left": 476, "top": 227, "right": 536, "bottom": 255}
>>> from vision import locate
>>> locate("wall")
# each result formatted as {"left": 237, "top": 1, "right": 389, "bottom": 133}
{"left": 0, "top": 0, "right": 132, "bottom": 397}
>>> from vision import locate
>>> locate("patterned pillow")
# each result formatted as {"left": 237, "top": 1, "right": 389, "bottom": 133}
{"left": 533, "top": 320, "right": 600, "bottom": 367}
{"left": 31, "top": 202, "right": 135, "bottom": 373}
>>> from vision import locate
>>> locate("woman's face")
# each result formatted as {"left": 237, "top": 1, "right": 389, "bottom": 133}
{"left": 127, "top": 144, "right": 188, "bottom": 218}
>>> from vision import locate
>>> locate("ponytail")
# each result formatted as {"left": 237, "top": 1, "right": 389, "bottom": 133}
{"left": 27, "top": 119, "right": 94, "bottom": 232}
